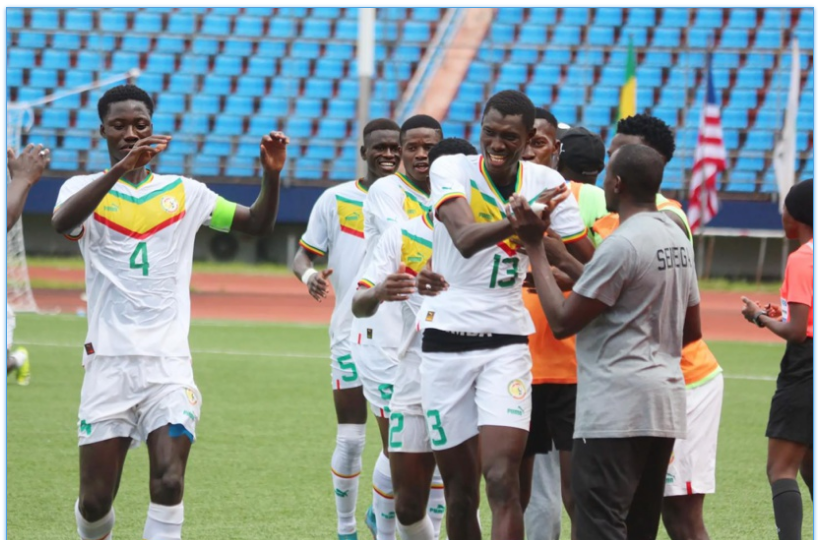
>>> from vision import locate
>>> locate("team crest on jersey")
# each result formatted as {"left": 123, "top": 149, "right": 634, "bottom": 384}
{"left": 84, "top": 342, "right": 95, "bottom": 355}
{"left": 425, "top": 311, "right": 435, "bottom": 322}
{"left": 508, "top": 379, "right": 527, "bottom": 400}
{"left": 366, "top": 328, "right": 373, "bottom": 339}
{"left": 185, "top": 388, "right": 198, "bottom": 405}
{"left": 161, "top": 196, "right": 179, "bottom": 213}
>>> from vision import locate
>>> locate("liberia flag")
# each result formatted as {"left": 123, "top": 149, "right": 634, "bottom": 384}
{"left": 687, "top": 61, "right": 726, "bottom": 234}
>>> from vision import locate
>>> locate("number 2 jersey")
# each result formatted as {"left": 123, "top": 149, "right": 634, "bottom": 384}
{"left": 422, "top": 154, "right": 586, "bottom": 336}
{"left": 55, "top": 171, "right": 236, "bottom": 364}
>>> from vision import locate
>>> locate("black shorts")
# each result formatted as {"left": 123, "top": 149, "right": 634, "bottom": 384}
{"left": 767, "top": 339, "right": 813, "bottom": 446}
{"left": 525, "top": 383, "right": 577, "bottom": 456}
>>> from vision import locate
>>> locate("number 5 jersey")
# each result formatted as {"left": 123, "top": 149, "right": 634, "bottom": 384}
{"left": 55, "top": 171, "right": 237, "bottom": 364}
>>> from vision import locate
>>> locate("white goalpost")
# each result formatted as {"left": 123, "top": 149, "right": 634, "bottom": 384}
{"left": 6, "top": 69, "right": 140, "bottom": 312}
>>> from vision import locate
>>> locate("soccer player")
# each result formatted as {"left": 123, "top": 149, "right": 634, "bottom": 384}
{"left": 353, "top": 137, "right": 478, "bottom": 540}
{"left": 352, "top": 114, "right": 442, "bottom": 540}
{"left": 421, "top": 90, "right": 589, "bottom": 540}
{"left": 521, "top": 107, "right": 561, "bottom": 169}
{"left": 741, "top": 179, "right": 813, "bottom": 540}
{"left": 50, "top": 84, "right": 285, "bottom": 540}
{"left": 292, "top": 118, "right": 402, "bottom": 540}
{"left": 512, "top": 143, "right": 702, "bottom": 540}
{"left": 6, "top": 143, "right": 50, "bottom": 385}
{"left": 600, "top": 114, "right": 724, "bottom": 540}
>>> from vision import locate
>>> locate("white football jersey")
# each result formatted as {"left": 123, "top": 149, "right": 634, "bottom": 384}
{"left": 421, "top": 154, "right": 586, "bottom": 335}
{"left": 55, "top": 171, "right": 231, "bottom": 364}
{"left": 299, "top": 179, "right": 369, "bottom": 352}
{"left": 352, "top": 173, "right": 432, "bottom": 350}
{"left": 358, "top": 213, "right": 434, "bottom": 358}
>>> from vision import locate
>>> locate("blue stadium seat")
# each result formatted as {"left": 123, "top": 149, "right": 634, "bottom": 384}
{"left": 257, "top": 97, "right": 288, "bottom": 116}
{"left": 327, "top": 100, "right": 355, "bottom": 119}
{"left": 189, "top": 37, "right": 219, "bottom": 55}
{"left": 643, "top": 51, "right": 672, "bottom": 67}
{"left": 291, "top": 42, "right": 321, "bottom": 60}
{"left": 65, "top": 10, "right": 94, "bottom": 31}
{"left": 382, "top": 63, "right": 412, "bottom": 81}
{"left": 167, "top": 13, "right": 196, "bottom": 34}
{"left": 76, "top": 109, "right": 101, "bottom": 130}
{"left": 318, "top": 119, "right": 347, "bottom": 139}
{"left": 285, "top": 118, "right": 313, "bottom": 139}
{"left": 273, "top": 78, "right": 302, "bottom": 98}
{"left": 304, "top": 79, "right": 334, "bottom": 99}
{"left": 50, "top": 149, "right": 79, "bottom": 171}
{"left": 542, "top": 49, "right": 572, "bottom": 65}
{"left": 382, "top": 7, "right": 407, "bottom": 20}
{"left": 628, "top": 8, "right": 656, "bottom": 27}
{"left": 712, "top": 52, "right": 740, "bottom": 68}
{"left": 100, "top": 10, "right": 127, "bottom": 31}
{"left": 448, "top": 102, "right": 477, "bottom": 122}
{"left": 796, "top": 8, "right": 814, "bottom": 30}
{"left": 280, "top": 58, "right": 310, "bottom": 78}
{"left": 695, "top": 9, "right": 722, "bottom": 29}
{"left": 404, "top": 21, "right": 431, "bottom": 43}
{"left": 295, "top": 98, "right": 323, "bottom": 118}
{"left": 156, "top": 37, "right": 186, "bottom": 53}
{"left": 754, "top": 29, "right": 782, "bottom": 49}
{"left": 236, "top": 136, "right": 260, "bottom": 158}
{"left": 747, "top": 52, "right": 775, "bottom": 69}
{"left": 394, "top": 45, "right": 423, "bottom": 62}
{"left": 329, "top": 158, "right": 357, "bottom": 181}
{"left": 191, "top": 95, "right": 222, "bottom": 115}
{"left": 61, "top": 134, "right": 91, "bottom": 151}
{"left": 550, "top": 104, "right": 577, "bottom": 125}
{"left": 202, "top": 136, "right": 233, "bottom": 157}
{"left": 711, "top": 69, "right": 731, "bottom": 89}
{"left": 552, "top": 26, "right": 582, "bottom": 46}
{"left": 202, "top": 75, "right": 232, "bottom": 96}
{"left": 223, "top": 40, "right": 253, "bottom": 57}
{"left": 595, "top": 7, "right": 623, "bottom": 26}
{"left": 294, "top": 159, "right": 324, "bottom": 181}
{"left": 734, "top": 155, "right": 765, "bottom": 172}
{"left": 651, "top": 107, "right": 678, "bottom": 127}
{"left": 302, "top": 19, "right": 332, "bottom": 39}
{"left": 526, "top": 84, "right": 552, "bottom": 106}
{"left": 587, "top": 27, "right": 615, "bottom": 47}
{"left": 730, "top": 89, "right": 758, "bottom": 109}
{"left": 213, "top": 115, "right": 245, "bottom": 136}
{"left": 637, "top": 86, "right": 655, "bottom": 107}
{"left": 335, "top": 19, "right": 358, "bottom": 40}
{"left": 583, "top": 105, "right": 612, "bottom": 127}
{"left": 86, "top": 35, "right": 115, "bottom": 51}
{"left": 457, "top": 82, "right": 484, "bottom": 103}
{"left": 754, "top": 109, "right": 781, "bottom": 129}
{"left": 8, "top": 48, "right": 36, "bottom": 69}
{"left": 31, "top": 10, "right": 59, "bottom": 29}
{"left": 305, "top": 142, "right": 337, "bottom": 161}
{"left": 50, "top": 93, "right": 80, "bottom": 109}
{"left": 721, "top": 109, "right": 748, "bottom": 129}
{"left": 619, "top": 27, "right": 648, "bottom": 47}
{"left": 235, "top": 16, "right": 264, "bottom": 37}
{"left": 134, "top": 12, "right": 163, "bottom": 33}
{"left": 121, "top": 36, "right": 151, "bottom": 53}
{"left": 224, "top": 95, "right": 255, "bottom": 115}
{"left": 562, "top": 8, "right": 589, "bottom": 26}
{"left": 42, "top": 49, "right": 70, "bottom": 70}
{"left": 721, "top": 129, "right": 740, "bottom": 150}
{"left": 157, "top": 93, "right": 186, "bottom": 114}
{"left": 496, "top": 8, "right": 524, "bottom": 24}
{"left": 576, "top": 49, "right": 604, "bottom": 66}
{"left": 637, "top": 67, "right": 662, "bottom": 87}
{"left": 214, "top": 56, "right": 244, "bottom": 76}
{"left": 489, "top": 24, "right": 515, "bottom": 44}
{"left": 441, "top": 122, "right": 466, "bottom": 139}
{"left": 721, "top": 29, "right": 749, "bottom": 48}
{"left": 243, "top": 7, "right": 273, "bottom": 17}
{"left": 728, "top": 9, "right": 756, "bottom": 29}
{"left": 18, "top": 31, "right": 48, "bottom": 48}
{"left": 7, "top": 68, "right": 23, "bottom": 88}
{"left": 658, "top": 87, "right": 685, "bottom": 106}
{"left": 653, "top": 28, "right": 681, "bottom": 47}
{"left": 256, "top": 41, "right": 287, "bottom": 59}
{"left": 7, "top": 8, "right": 23, "bottom": 28}
{"left": 744, "top": 130, "right": 775, "bottom": 151}
{"left": 248, "top": 116, "right": 280, "bottom": 137}
{"left": 235, "top": 76, "right": 267, "bottom": 97}
{"left": 532, "top": 64, "right": 561, "bottom": 83}
{"left": 147, "top": 53, "right": 177, "bottom": 74}
{"left": 797, "top": 110, "right": 813, "bottom": 130}
{"left": 374, "top": 80, "right": 399, "bottom": 100}
{"left": 413, "top": 7, "right": 442, "bottom": 21}
{"left": 529, "top": 8, "right": 557, "bottom": 24}
{"left": 40, "top": 109, "right": 69, "bottom": 129}
{"left": 565, "top": 65, "right": 592, "bottom": 85}
{"left": 498, "top": 64, "right": 528, "bottom": 85}
{"left": 311, "top": 7, "right": 340, "bottom": 18}
{"left": 313, "top": 58, "right": 344, "bottom": 80}
{"left": 180, "top": 115, "right": 211, "bottom": 135}
{"left": 278, "top": 7, "right": 307, "bottom": 17}
{"left": 796, "top": 132, "right": 810, "bottom": 152}
{"left": 111, "top": 52, "right": 140, "bottom": 72}
{"left": 761, "top": 9, "right": 786, "bottom": 29}
{"left": 726, "top": 171, "right": 757, "bottom": 192}
{"left": 466, "top": 62, "right": 492, "bottom": 82}
{"left": 247, "top": 57, "right": 276, "bottom": 78}
{"left": 599, "top": 66, "right": 625, "bottom": 86}
{"left": 519, "top": 24, "right": 546, "bottom": 45}
{"left": 557, "top": 86, "right": 585, "bottom": 106}
{"left": 591, "top": 86, "right": 619, "bottom": 105}
{"left": 226, "top": 156, "right": 256, "bottom": 177}
{"left": 192, "top": 155, "right": 222, "bottom": 177}
{"left": 660, "top": 8, "right": 689, "bottom": 28}
{"left": 800, "top": 91, "right": 814, "bottom": 110}
{"left": 268, "top": 18, "right": 296, "bottom": 39}
{"left": 51, "top": 34, "right": 80, "bottom": 51}
{"left": 137, "top": 73, "right": 165, "bottom": 93}
{"left": 376, "top": 21, "right": 399, "bottom": 42}
{"left": 150, "top": 113, "right": 175, "bottom": 133}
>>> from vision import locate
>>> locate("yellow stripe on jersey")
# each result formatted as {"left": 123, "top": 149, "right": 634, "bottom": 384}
{"left": 335, "top": 194, "right": 365, "bottom": 238}
{"left": 469, "top": 180, "right": 520, "bottom": 256}
{"left": 93, "top": 178, "right": 186, "bottom": 239}
{"left": 299, "top": 239, "right": 326, "bottom": 257}
{"left": 434, "top": 192, "right": 466, "bottom": 213}
{"left": 358, "top": 278, "right": 376, "bottom": 289}
{"left": 400, "top": 228, "right": 433, "bottom": 276}
{"left": 562, "top": 228, "right": 589, "bottom": 244}
{"left": 403, "top": 190, "right": 430, "bottom": 220}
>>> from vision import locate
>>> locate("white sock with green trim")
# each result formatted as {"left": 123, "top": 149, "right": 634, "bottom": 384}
{"left": 372, "top": 451, "right": 396, "bottom": 540}
{"left": 428, "top": 468, "right": 446, "bottom": 539}
{"left": 332, "top": 423, "right": 366, "bottom": 535}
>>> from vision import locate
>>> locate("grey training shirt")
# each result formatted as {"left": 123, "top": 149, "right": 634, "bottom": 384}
{"left": 572, "top": 212, "right": 700, "bottom": 439}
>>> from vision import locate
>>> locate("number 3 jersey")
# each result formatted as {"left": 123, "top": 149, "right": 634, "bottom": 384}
{"left": 55, "top": 171, "right": 236, "bottom": 364}
{"left": 422, "top": 154, "right": 586, "bottom": 336}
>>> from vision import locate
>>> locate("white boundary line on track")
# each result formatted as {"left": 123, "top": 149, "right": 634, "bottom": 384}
{"left": 12, "top": 340, "right": 778, "bottom": 381}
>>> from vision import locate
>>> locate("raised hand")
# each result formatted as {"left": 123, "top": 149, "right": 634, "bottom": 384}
{"left": 117, "top": 136, "right": 171, "bottom": 172}
{"left": 307, "top": 268, "right": 334, "bottom": 302}
{"left": 8, "top": 144, "right": 50, "bottom": 185}
{"left": 260, "top": 131, "right": 289, "bottom": 174}
{"left": 376, "top": 265, "right": 416, "bottom": 302}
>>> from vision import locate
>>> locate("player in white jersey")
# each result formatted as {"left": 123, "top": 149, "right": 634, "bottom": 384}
{"left": 292, "top": 118, "right": 402, "bottom": 540}
{"left": 50, "top": 85, "right": 286, "bottom": 540}
{"left": 351, "top": 115, "right": 442, "bottom": 540}
{"left": 6, "top": 143, "right": 50, "bottom": 385}
{"left": 420, "top": 91, "right": 593, "bottom": 540}
{"left": 352, "top": 138, "right": 477, "bottom": 540}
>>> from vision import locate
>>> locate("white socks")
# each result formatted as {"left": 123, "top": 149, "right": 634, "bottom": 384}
{"left": 142, "top": 502, "right": 184, "bottom": 540}
{"left": 396, "top": 515, "right": 435, "bottom": 540}
{"left": 75, "top": 500, "right": 114, "bottom": 540}
{"left": 331, "top": 423, "right": 367, "bottom": 535}
{"left": 372, "top": 451, "right": 396, "bottom": 540}
{"left": 428, "top": 469, "right": 446, "bottom": 539}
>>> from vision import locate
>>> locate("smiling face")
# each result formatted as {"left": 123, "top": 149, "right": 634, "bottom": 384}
{"left": 522, "top": 118, "right": 559, "bottom": 168}
{"left": 401, "top": 127, "right": 441, "bottom": 183}
{"left": 100, "top": 100, "right": 153, "bottom": 165}
{"left": 361, "top": 129, "right": 401, "bottom": 179}
{"left": 479, "top": 107, "right": 533, "bottom": 182}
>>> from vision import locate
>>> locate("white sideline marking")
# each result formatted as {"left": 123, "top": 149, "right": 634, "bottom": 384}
{"left": 12, "top": 340, "right": 778, "bottom": 381}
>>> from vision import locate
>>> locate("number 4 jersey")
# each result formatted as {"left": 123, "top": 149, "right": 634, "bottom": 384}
{"left": 422, "top": 154, "right": 586, "bottom": 336}
{"left": 55, "top": 171, "right": 236, "bottom": 364}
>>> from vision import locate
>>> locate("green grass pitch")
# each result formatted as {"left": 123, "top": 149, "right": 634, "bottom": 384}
{"left": 7, "top": 313, "right": 813, "bottom": 539}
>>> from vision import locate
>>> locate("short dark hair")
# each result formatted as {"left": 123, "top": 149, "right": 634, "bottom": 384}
{"left": 616, "top": 114, "right": 676, "bottom": 163}
{"left": 609, "top": 144, "right": 665, "bottom": 203}
{"left": 400, "top": 114, "right": 442, "bottom": 143}
{"left": 428, "top": 138, "right": 478, "bottom": 164}
{"left": 534, "top": 107, "right": 558, "bottom": 129}
{"left": 363, "top": 118, "right": 400, "bottom": 138}
{"left": 98, "top": 84, "right": 154, "bottom": 121}
{"left": 482, "top": 90, "right": 536, "bottom": 131}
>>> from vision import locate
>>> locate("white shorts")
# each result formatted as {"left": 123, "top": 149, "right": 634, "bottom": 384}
{"left": 77, "top": 356, "right": 202, "bottom": 448}
{"left": 421, "top": 343, "right": 533, "bottom": 451}
{"left": 330, "top": 339, "right": 363, "bottom": 391}
{"left": 7, "top": 303, "right": 15, "bottom": 349}
{"left": 665, "top": 373, "right": 724, "bottom": 496}
{"left": 389, "top": 408, "right": 432, "bottom": 453}
{"left": 354, "top": 339, "right": 399, "bottom": 418}
{"left": 392, "top": 341, "right": 422, "bottom": 411}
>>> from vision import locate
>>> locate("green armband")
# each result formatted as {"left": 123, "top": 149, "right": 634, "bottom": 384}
{"left": 209, "top": 196, "right": 237, "bottom": 233}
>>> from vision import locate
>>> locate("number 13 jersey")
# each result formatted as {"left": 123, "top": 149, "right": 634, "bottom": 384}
{"left": 422, "top": 154, "right": 586, "bottom": 336}
{"left": 55, "top": 171, "right": 235, "bottom": 364}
